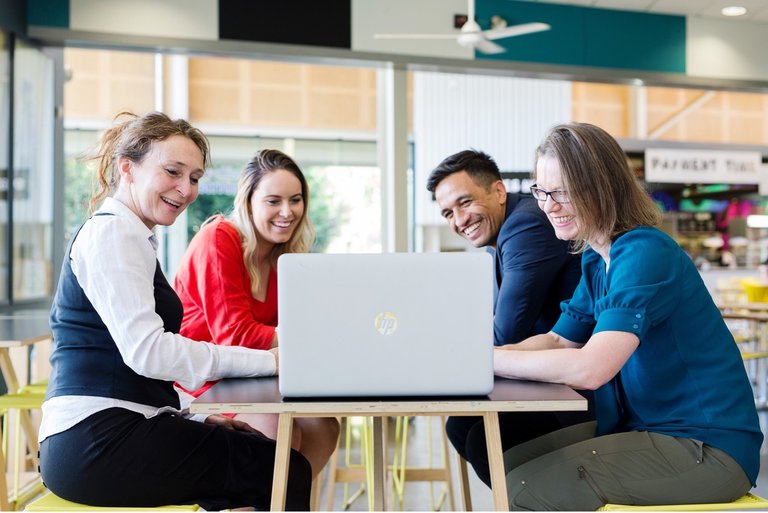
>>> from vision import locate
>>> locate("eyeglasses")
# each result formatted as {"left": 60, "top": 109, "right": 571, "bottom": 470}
{"left": 530, "top": 185, "right": 571, "bottom": 204}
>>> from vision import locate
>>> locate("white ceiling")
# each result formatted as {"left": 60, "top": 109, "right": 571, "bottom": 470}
{"left": 519, "top": 0, "right": 768, "bottom": 22}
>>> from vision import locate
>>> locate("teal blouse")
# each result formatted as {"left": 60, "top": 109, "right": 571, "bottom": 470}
{"left": 552, "top": 226, "right": 763, "bottom": 485}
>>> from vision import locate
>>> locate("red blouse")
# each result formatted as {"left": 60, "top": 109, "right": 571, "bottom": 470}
{"left": 174, "top": 216, "right": 277, "bottom": 397}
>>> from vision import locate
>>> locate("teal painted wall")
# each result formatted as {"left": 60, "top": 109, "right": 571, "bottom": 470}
{"left": 20, "top": 0, "right": 686, "bottom": 75}
{"left": 476, "top": 0, "right": 686, "bottom": 73}
{"left": 27, "top": 0, "right": 68, "bottom": 28}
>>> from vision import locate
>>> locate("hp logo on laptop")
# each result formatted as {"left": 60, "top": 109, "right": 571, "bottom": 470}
{"left": 374, "top": 311, "right": 398, "bottom": 335}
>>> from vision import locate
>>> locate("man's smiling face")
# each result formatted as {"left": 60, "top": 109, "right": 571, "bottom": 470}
{"left": 434, "top": 171, "right": 507, "bottom": 248}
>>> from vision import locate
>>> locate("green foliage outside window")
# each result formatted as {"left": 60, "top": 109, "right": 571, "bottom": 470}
{"left": 185, "top": 169, "right": 347, "bottom": 253}
{"left": 66, "top": 156, "right": 348, "bottom": 255}
{"left": 64, "top": 157, "right": 92, "bottom": 238}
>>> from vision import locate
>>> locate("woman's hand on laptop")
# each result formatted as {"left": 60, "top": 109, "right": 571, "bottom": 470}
{"left": 269, "top": 347, "right": 279, "bottom": 375}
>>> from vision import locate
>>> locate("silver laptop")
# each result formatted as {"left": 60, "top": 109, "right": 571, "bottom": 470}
{"left": 277, "top": 252, "right": 494, "bottom": 398}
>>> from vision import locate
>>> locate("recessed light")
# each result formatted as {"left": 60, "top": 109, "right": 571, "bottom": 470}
{"left": 721, "top": 5, "right": 747, "bottom": 16}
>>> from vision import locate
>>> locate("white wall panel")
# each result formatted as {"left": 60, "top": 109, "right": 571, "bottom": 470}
{"left": 352, "top": 0, "right": 472, "bottom": 59}
{"left": 71, "top": 0, "right": 218, "bottom": 40}
{"left": 413, "top": 71, "right": 571, "bottom": 226}
{"left": 687, "top": 17, "right": 768, "bottom": 82}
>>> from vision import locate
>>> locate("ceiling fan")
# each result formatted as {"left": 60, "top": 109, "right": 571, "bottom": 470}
{"left": 373, "top": 0, "right": 550, "bottom": 54}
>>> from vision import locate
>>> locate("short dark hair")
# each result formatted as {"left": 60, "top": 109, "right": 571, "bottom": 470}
{"left": 426, "top": 149, "right": 502, "bottom": 193}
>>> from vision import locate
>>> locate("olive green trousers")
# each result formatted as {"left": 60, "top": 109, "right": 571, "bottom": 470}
{"left": 504, "top": 421, "right": 752, "bottom": 511}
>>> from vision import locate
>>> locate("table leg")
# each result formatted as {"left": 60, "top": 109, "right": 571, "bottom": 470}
{"left": 324, "top": 432, "right": 341, "bottom": 512}
{"left": 439, "top": 416, "right": 457, "bottom": 512}
{"left": 371, "top": 416, "right": 386, "bottom": 511}
{"left": 270, "top": 413, "right": 294, "bottom": 511}
{"left": 456, "top": 452, "right": 473, "bottom": 511}
{"left": 483, "top": 411, "right": 509, "bottom": 511}
{"left": 310, "top": 472, "right": 322, "bottom": 512}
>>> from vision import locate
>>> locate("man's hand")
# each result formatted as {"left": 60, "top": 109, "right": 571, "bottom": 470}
{"left": 204, "top": 414, "right": 264, "bottom": 435}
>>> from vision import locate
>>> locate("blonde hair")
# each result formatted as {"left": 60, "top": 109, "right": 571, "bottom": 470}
{"left": 535, "top": 122, "right": 661, "bottom": 253}
{"left": 85, "top": 111, "right": 210, "bottom": 214}
{"left": 228, "top": 149, "right": 315, "bottom": 296}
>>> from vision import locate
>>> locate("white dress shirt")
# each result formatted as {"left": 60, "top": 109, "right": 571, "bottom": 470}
{"left": 39, "top": 197, "right": 275, "bottom": 442}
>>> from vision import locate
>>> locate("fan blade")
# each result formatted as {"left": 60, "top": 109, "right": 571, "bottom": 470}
{"left": 373, "top": 33, "right": 460, "bottom": 40}
{"left": 485, "top": 22, "right": 550, "bottom": 40}
{"left": 474, "top": 39, "right": 506, "bottom": 54}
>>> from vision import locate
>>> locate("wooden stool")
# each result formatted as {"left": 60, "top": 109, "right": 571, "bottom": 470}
{"left": 389, "top": 416, "right": 456, "bottom": 511}
{"left": 323, "top": 417, "right": 371, "bottom": 511}
{"left": 16, "top": 381, "right": 48, "bottom": 395}
{"left": 323, "top": 416, "right": 457, "bottom": 511}
{"left": 24, "top": 491, "right": 200, "bottom": 511}
{"left": 0, "top": 392, "right": 46, "bottom": 510}
{"left": 599, "top": 492, "right": 768, "bottom": 511}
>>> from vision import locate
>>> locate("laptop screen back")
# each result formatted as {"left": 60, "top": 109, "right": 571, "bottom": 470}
{"left": 277, "top": 252, "right": 494, "bottom": 398}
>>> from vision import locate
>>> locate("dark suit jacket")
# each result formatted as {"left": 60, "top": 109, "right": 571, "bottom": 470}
{"left": 491, "top": 193, "right": 582, "bottom": 346}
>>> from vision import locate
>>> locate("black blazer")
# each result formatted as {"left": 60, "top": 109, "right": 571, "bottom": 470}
{"left": 490, "top": 193, "right": 581, "bottom": 346}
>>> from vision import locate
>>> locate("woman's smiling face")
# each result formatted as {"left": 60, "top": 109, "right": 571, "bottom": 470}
{"left": 534, "top": 155, "right": 579, "bottom": 242}
{"left": 249, "top": 168, "right": 305, "bottom": 249}
{"left": 116, "top": 135, "right": 205, "bottom": 230}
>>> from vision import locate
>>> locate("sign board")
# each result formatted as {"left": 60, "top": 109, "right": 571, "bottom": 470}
{"left": 760, "top": 163, "right": 768, "bottom": 196}
{"left": 645, "top": 148, "right": 762, "bottom": 185}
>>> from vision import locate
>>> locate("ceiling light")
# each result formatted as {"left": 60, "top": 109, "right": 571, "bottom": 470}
{"left": 721, "top": 5, "right": 747, "bottom": 16}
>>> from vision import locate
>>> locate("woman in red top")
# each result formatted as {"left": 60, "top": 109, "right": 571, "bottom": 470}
{"left": 174, "top": 149, "right": 340, "bottom": 478}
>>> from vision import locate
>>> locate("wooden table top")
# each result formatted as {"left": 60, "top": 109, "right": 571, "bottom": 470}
{"left": 191, "top": 376, "right": 588, "bottom": 417}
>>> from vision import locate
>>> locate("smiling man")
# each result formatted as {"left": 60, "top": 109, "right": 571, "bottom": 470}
{"left": 427, "top": 148, "right": 590, "bottom": 487}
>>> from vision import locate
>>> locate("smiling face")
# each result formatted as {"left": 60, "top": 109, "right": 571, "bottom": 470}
{"left": 534, "top": 155, "right": 579, "bottom": 242}
{"left": 249, "top": 168, "right": 305, "bottom": 251}
{"left": 115, "top": 135, "right": 205, "bottom": 230}
{"left": 434, "top": 170, "right": 507, "bottom": 248}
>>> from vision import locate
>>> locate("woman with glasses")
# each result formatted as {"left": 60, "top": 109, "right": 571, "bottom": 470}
{"left": 494, "top": 122, "right": 761, "bottom": 510}
{"left": 426, "top": 148, "right": 588, "bottom": 488}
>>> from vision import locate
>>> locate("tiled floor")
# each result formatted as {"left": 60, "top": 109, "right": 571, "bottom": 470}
{"left": 319, "top": 412, "right": 768, "bottom": 511}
